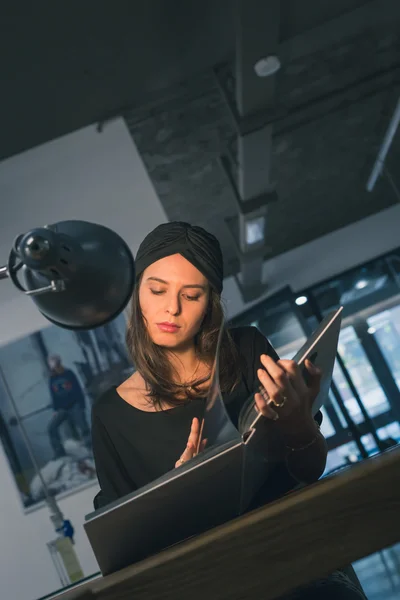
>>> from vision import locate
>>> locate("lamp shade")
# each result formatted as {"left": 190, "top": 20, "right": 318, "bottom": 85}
{"left": 11, "top": 220, "right": 135, "bottom": 330}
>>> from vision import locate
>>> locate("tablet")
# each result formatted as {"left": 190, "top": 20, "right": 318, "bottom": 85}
{"left": 293, "top": 306, "right": 343, "bottom": 415}
{"left": 241, "top": 306, "right": 344, "bottom": 435}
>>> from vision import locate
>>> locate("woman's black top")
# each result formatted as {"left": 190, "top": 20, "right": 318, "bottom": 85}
{"left": 91, "top": 326, "right": 322, "bottom": 510}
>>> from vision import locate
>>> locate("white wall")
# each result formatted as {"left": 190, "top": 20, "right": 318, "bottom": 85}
{"left": 223, "top": 203, "right": 400, "bottom": 319}
{"left": 0, "top": 119, "right": 166, "bottom": 600}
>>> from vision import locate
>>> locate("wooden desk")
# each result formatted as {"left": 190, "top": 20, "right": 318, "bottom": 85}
{"left": 56, "top": 447, "right": 400, "bottom": 600}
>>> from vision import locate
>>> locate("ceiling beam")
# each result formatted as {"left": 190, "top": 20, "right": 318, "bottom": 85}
{"left": 235, "top": 0, "right": 281, "bottom": 117}
{"left": 233, "top": 0, "right": 281, "bottom": 201}
{"left": 237, "top": 126, "right": 275, "bottom": 200}
{"left": 222, "top": 1, "right": 281, "bottom": 300}
{"left": 280, "top": 0, "right": 400, "bottom": 64}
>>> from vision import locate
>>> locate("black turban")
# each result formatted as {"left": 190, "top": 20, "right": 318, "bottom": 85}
{"left": 135, "top": 222, "right": 224, "bottom": 294}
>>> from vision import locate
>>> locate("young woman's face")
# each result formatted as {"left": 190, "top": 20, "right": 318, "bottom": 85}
{"left": 139, "top": 254, "right": 210, "bottom": 350}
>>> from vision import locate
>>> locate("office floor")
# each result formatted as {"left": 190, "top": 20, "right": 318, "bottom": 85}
{"left": 353, "top": 543, "right": 400, "bottom": 599}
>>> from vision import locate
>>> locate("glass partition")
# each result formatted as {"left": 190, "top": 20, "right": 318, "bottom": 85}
{"left": 367, "top": 306, "right": 400, "bottom": 392}
{"left": 335, "top": 326, "right": 391, "bottom": 423}
{"left": 297, "top": 247, "right": 400, "bottom": 464}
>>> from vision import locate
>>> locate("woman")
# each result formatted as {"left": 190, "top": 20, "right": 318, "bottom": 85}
{"left": 91, "top": 222, "right": 366, "bottom": 599}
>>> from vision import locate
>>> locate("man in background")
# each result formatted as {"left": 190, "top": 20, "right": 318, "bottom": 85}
{"left": 47, "top": 355, "right": 91, "bottom": 459}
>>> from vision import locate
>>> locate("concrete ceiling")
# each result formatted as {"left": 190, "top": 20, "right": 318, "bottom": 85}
{"left": 1, "top": 0, "right": 400, "bottom": 279}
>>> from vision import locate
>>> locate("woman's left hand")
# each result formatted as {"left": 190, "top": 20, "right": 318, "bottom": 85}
{"left": 255, "top": 355, "right": 322, "bottom": 424}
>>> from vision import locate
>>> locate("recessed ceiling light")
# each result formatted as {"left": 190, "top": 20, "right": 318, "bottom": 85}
{"left": 254, "top": 55, "right": 281, "bottom": 77}
{"left": 355, "top": 279, "right": 368, "bottom": 290}
{"left": 295, "top": 295, "right": 308, "bottom": 306}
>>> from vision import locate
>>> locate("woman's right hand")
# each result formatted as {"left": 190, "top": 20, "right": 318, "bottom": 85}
{"left": 175, "top": 417, "right": 207, "bottom": 468}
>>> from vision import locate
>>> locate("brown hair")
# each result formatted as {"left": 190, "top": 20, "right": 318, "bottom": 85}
{"left": 126, "top": 277, "right": 241, "bottom": 409}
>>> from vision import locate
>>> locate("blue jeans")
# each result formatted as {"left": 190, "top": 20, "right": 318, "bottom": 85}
{"left": 48, "top": 403, "right": 91, "bottom": 459}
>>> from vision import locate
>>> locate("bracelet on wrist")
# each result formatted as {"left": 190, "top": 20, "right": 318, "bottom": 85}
{"left": 285, "top": 434, "right": 319, "bottom": 453}
{"left": 285, "top": 423, "right": 321, "bottom": 453}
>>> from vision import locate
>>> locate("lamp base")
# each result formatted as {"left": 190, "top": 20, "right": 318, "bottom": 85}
{"left": 48, "top": 536, "right": 84, "bottom": 587}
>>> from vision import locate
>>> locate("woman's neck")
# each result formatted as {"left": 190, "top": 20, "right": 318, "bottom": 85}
{"left": 166, "top": 344, "right": 200, "bottom": 384}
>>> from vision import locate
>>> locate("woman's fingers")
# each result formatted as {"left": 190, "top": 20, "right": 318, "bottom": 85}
{"left": 257, "top": 355, "right": 306, "bottom": 419}
{"left": 257, "top": 365, "right": 281, "bottom": 402}
{"left": 200, "top": 438, "right": 208, "bottom": 452}
{"left": 175, "top": 418, "right": 205, "bottom": 468}
{"left": 259, "top": 355, "right": 296, "bottom": 396}
{"left": 260, "top": 355, "right": 289, "bottom": 386}
{"left": 304, "top": 359, "right": 322, "bottom": 395}
{"left": 187, "top": 417, "right": 200, "bottom": 447}
{"left": 254, "top": 391, "right": 279, "bottom": 421}
{"left": 175, "top": 441, "right": 194, "bottom": 468}
{"left": 278, "top": 359, "right": 308, "bottom": 397}
{"left": 255, "top": 354, "right": 323, "bottom": 425}
{"left": 257, "top": 359, "right": 295, "bottom": 409}
{"left": 259, "top": 354, "right": 322, "bottom": 398}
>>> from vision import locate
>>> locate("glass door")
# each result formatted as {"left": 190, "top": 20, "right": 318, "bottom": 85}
{"left": 335, "top": 326, "right": 391, "bottom": 424}
{"left": 320, "top": 325, "right": 397, "bottom": 469}
{"left": 329, "top": 303, "right": 400, "bottom": 461}
{"left": 367, "top": 305, "right": 400, "bottom": 393}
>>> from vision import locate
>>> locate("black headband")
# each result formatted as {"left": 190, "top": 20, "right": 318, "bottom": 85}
{"left": 135, "top": 222, "right": 223, "bottom": 294}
